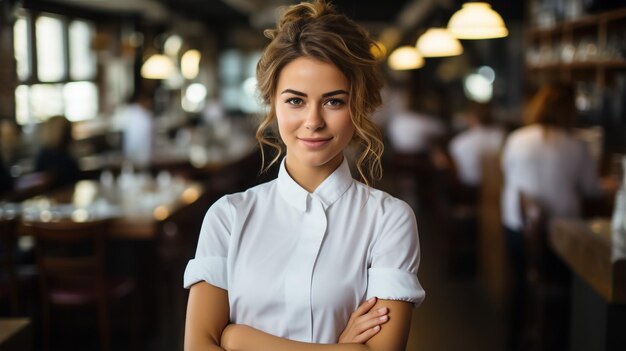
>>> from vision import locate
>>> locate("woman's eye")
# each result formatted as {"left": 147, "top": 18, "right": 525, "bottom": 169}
{"left": 286, "top": 97, "right": 304, "bottom": 106}
{"left": 325, "top": 99, "right": 345, "bottom": 107}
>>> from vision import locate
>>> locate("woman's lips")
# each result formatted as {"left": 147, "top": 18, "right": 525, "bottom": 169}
{"left": 298, "top": 137, "right": 332, "bottom": 148}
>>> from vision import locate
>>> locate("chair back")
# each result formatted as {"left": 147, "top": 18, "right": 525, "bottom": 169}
{"left": 0, "top": 217, "right": 19, "bottom": 314}
{"left": 27, "top": 219, "right": 110, "bottom": 299}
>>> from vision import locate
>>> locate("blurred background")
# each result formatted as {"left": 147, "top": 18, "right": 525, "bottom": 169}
{"left": 0, "top": 0, "right": 625, "bottom": 350}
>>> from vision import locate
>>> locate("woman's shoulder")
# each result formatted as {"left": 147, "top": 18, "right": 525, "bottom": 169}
{"left": 214, "top": 179, "right": 277, "bottom": 208}
{"left": 351, "top": 181, "right": 415, "bottom": 217}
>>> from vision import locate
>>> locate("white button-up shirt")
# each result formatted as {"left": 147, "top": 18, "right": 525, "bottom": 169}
{"left": 449, "top": 126, "right": 505, "bottom": 186}
{"left": 184, "top": 157, "right": 425, "bottom": 343}
{"left": 501, "top": 125, "right": 603, "bottom": 230}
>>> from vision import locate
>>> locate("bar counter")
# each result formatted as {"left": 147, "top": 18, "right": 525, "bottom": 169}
{"left": 549, "top": 218, "right": 626, "bottom": 351}
{"left": 550, "top": 218, "right": 626, "bottom": 304}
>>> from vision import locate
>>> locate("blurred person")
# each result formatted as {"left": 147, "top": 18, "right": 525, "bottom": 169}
{"left": 385, "top": 91, "right": 447, "bottom": 210}
{"left": 184, "top": 2, "right": 424, "bottom": 350}
{"left": 34, "top": 115, "right": 80, "bottom": 189}
{"left": 449, "top": 101, "right": 505, "bottom": 188}
{"left": 386, "top": 92, "right": 446, "bottom": 156}
{"left": 0, "top": 148, "right": 12, "bottom": 197}
{"left": 0, "top": 119, "right": 21, "bottom": 166}
{"left": 0, "top": 120, "right": 18, "bottom": 196}
{"left": 501, "top": 82, "right": 616, "bottom": 350}
{"left": 120, "top": 90, "right": 155, "bottom": 169}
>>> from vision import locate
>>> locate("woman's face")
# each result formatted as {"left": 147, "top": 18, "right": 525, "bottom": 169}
{"left": 275, "top": 56, "right": 354, "bottom": 176}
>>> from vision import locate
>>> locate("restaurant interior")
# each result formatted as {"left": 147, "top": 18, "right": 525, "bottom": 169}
{"left": 0, "top": 0, "right": 625, "bottom": 350}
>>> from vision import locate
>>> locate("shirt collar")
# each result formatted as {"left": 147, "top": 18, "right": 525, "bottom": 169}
{"left": 277, "top": 156, "right": 354, "bottom": 212}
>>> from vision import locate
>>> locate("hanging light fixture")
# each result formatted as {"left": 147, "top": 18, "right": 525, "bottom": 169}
{"left": 448, "top": 2, "right": 508, "bottom": 39}
{"left": 416, "top": 28, "right": 463, "bottom": 57}
{"left": 370, "top": 41, "right": 387, "bottom": 61}
{"left": 388, "top": 46, "right": 424, "bottom": 70}
{"left": 141, "top": 54, "right": 176, "bottom": 79}
{"left": 181, "top": 49, "right": 201, "bottom": 80}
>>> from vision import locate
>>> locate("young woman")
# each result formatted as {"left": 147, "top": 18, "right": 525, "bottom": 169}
{"left": 184, "top": 2, "right": 425, "bottom": 350}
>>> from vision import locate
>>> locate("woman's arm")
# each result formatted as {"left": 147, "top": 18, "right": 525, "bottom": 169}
{"left": 185, "top": 282, "right": 230, "bottom": 351}
{"left": 221, "top": 299, "right": 413, "bottom": 351}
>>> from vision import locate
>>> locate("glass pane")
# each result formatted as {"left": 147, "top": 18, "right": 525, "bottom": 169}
{"left": 14, "top": 16, "right": 31, "bottom": 81}
{"left": 64, "top": 81, "right": 98, "bottom": 121}
{"left": 15, "top": 85, "right": 31, "bottom": 125}
{"left": 36, "top": 15, "right": 66, "bottom": 82}
{"left": 69, "top": 20, "right": 96, "bottom": 80}
{"left": 219, "top": 49, "right": 242, "bottom": 85}
{"left": 245, "top": 51, "right": 262, "bottom": 78}
{"left": 30, "top": 84, "right": 64, "bottom": 121}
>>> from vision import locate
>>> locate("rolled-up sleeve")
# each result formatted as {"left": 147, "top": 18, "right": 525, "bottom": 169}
{"left": 366, "top": 199, "right": 425, "bottom": 307}
{"left": 183, "top": 195, "right": 232, "bottom": 290}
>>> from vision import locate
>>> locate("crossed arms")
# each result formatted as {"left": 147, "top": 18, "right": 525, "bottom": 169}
{"left": 184, "top": 282, "right": 413, "bottom": 351}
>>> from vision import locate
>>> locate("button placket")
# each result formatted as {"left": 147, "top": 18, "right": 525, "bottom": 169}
{"left": 283, "top": 195, "right": 328, "bottom": 342}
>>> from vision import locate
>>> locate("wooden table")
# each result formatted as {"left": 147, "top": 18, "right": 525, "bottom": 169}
{"left": 0, "top": 318, "right": 32, "bottom": 351}
{"left": 18, "top": 178, "right": 206, "bottom": 240}
{"left": 549, "top": 218, "right": 626, "bottom": 351}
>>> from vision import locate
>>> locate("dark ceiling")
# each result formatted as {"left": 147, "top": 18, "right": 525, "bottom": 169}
{"left": 20, "top": 0, "right": 523, "bottom": 38}
{"left": 159, "top": 0, "right": 523, "bottom": 27}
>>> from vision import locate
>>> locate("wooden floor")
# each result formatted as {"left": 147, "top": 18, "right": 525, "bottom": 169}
{"left": 379, "top": 172, "right": 508, "bottom": 351}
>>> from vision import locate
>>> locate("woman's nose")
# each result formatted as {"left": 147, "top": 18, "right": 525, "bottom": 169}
{"left": 304, "top": 106, "right": 325, "bottom": 131}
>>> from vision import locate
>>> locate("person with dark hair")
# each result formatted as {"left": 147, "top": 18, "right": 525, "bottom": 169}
{"left": 0, "top": 119, "right": 19, "bottom": 197}
{"left": 449, "top": 101, "right": 505, "bottom": 188}
{"left": 34, "top": 115, "right": 80, "bottom": 189}
{"left": 0, "top": 152, "right": 12, "bottom": 197}
{"left": 184, "top": 2, "right": 424, "bottom": 350}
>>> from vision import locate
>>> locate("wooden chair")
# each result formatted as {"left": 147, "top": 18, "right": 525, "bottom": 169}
{"left": 27, "top": 219, "right": 137, "bottom": 351}
{"left": 519, "top": 193, "right": 570, "bottom": 351}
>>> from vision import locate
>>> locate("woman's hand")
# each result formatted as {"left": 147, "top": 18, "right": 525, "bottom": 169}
{"left": 338, "top": 297, "right": 389, "bottom": 344}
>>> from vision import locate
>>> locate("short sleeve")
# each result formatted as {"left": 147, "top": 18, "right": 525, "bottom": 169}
{"left": 183, "top": 195, "right": 232, "bottom": 290}
{"left": 366, "top": 198, "right": 425, "bottom": 307}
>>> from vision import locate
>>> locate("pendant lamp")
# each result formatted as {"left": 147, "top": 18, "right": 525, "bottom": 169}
{"left": 141, "top": 54, "right": 176, "bottom": 79}
{"left": 416, "top": 28, "right": 463, "bottom": 57}
{"left": 448, "top": 2, "right": 508, "bottom": 39}
{"left": 388, "top": 46, "right": 424, "bottom": 70}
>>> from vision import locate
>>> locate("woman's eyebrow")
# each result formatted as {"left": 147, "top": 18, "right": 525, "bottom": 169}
{"left": 281, "top": 89, "right": 306, "bottom": 97}
{"left": 280, "top": 89, "right": 349, "bottom": 98}
{"left": 322, "top": 90, "right": 349, "bottom": 98}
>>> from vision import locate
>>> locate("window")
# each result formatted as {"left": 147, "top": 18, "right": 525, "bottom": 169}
{"left": 218, "top": 49, "right": 263, "bottom": 114}
{"left": 14, "top": 11, "right": 99, "bottom": 125}
{"left": 13, "top": 16, "right": 30, "bottom": 81}
{"left": 36, "top": 15, "right": 66, "bottom": 82}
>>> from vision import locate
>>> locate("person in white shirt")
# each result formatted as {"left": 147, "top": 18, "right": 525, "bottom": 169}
{"left": 501, "top": 82, "right": 612, "bottom": 350}
{"left": 386, "top": 95, "right": 446, "bottom": 156}
{"left": 120, "top": 91, "right": 155, "bottom": 169}
{"left": 449, "top": 102, "right": 505, "bottom": 188}
{"left": 183, "top": 2, "right": 424, "bottom": 350}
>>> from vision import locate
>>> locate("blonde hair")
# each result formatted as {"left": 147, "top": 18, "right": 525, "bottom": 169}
{"left": 255, "top": 0, "right": 384, "bottom": 185}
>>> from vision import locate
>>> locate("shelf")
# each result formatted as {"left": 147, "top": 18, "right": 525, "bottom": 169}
{"left": 528, "top": 7, "right": 626, "bottom": 38}
{"left": 527, "top": 60, "right": 626, "bottom": 71}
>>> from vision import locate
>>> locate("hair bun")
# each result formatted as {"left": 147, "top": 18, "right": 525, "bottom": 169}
{"left": 272, "top": 1, "right": 334, "bottom": 37}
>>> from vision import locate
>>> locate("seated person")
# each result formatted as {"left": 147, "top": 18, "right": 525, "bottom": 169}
{"left": 0, "top": 152, "right": 12, "bottom": 198}
{"left": 34, "top": 115, "right": 80, "bottom": 189}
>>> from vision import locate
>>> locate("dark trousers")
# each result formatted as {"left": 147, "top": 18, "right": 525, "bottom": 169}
{"left": 505, "top": 226, "right": 526, "bottom": 351}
